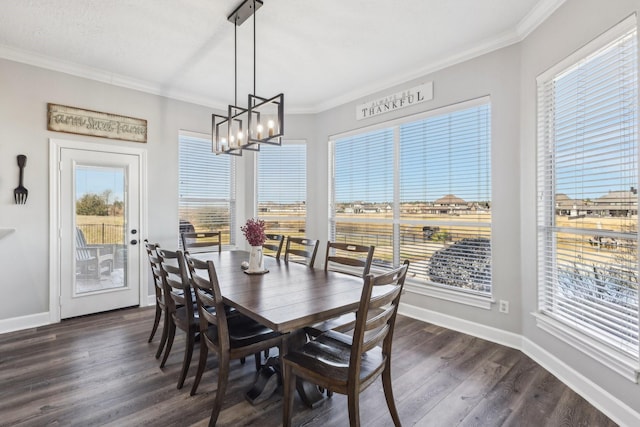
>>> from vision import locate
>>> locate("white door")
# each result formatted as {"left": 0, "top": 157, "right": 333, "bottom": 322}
{"left": 59, "top": 147, "right": 141, "bottom": 318}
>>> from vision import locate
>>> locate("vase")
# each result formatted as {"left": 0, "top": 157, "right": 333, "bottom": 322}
{"left": 248, "top": 245, "right": 265, "bottom": 272}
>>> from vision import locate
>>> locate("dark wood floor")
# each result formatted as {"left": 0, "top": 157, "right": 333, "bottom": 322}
{"left": 0, "top": 307, "right": 617, "bottom": 426}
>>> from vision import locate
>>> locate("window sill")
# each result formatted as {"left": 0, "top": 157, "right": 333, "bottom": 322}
{"left": 404, "top": 280, "right": 493, "bottom": 310}
{"left": 534, "top": 312, "right": 640, "bottom": 383}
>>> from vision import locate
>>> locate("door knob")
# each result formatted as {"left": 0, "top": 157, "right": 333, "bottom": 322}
{"left": 130, "top": 239, "right": 138, "bottom": 245}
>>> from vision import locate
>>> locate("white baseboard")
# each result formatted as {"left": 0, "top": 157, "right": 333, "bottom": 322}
{"left": 398, "top": 302, "right": 640, "bottom": 427}
{"left": 2, "top": 296, "right": 155, "bottom": 335}
{"left": 399, "top": 302, "right": 522, "bottom": 349}
{"left": 522, "top": 338, "right": 640, "bottom": 427}
{"left": 0, "top": 312, "right": 50, "bottom": 334}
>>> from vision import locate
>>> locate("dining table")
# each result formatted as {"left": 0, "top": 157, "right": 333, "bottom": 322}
{"left": 194, "top": 250, "right": 372, "bottom": 407}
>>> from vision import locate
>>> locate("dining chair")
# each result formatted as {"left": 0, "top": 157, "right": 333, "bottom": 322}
{"left": 156, "top": 248, "right": 199, "bottom": 390}
{"left": 284, "top": 237, "right": 319, "bottom": 268}
{"left": 305, "top": 241, "right": 376, "bottom": 336}
{"left": 184, "top": 253, "right": 284, "bottom": 425}
{"left": 144, "top": 240, "right": 169, "bottom": 359}
{"left": 283, "top": 260, "right": 410, "bottom": 427}
{"left": 181, "top": 231, "right": 222, "bottom": 254}
{"left": 324, "top": 241, "right": 375, "bottom": 278}
{"left": 263, "top": 233, "right": 285, "bottom": 260}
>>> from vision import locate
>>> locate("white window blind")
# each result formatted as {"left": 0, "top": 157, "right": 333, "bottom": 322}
{"left": 179, "top": 132, "right": 236, "bottom": 247}
{"left": 257, "top": 142, "right": 307, "bottom": 236}
{"left": 330, "top": 129, "right": 395, "bottom": 266}
{"left": 330, "top": 98, "right": 491, "bottom": 295}
{"left": 400, "top": 103, "right": 491, "bottom": 293}
{"left": 537, "top": 20, "right": 639, "bottom": 362}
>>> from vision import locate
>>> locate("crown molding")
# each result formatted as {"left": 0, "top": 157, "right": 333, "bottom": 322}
{"left": 517, "top": 0, "right": 567, "bottom": 39}
{"left": 311, "top": 0, "right": 567, "bottom": 114}
{"left": 0, "top": 0, "right": 567, "bottom": 115}
{"left": 0, "top": 43, "right": 229, "bottom": 112}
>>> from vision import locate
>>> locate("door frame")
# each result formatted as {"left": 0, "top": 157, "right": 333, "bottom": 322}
{"left": 49, "top": 138, "right": 148, "bottom": 323}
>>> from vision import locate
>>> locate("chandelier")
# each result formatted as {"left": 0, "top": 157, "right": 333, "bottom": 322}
{"left": 213, "top": 0, "right": 284, "bottom": 156}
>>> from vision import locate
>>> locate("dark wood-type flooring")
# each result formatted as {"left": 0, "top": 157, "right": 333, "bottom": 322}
{"left": 0, "top": 307, "right": 617, "bottom": 426}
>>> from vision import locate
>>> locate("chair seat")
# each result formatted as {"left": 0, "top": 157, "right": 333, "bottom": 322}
{"left": 284, "top": 330, "right": 384, "bottom": 384}
{"left": 205, "top": 314, "right": 281, "bottom": 348}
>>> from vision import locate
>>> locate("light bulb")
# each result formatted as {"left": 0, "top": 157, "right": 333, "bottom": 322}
{"left": 237, "top": 130, "right": 244, "bottom": 142}
{"left": 257, "top": 124, "right": 264, "bottom": 139}
{"left": 267, "top": 119, "right": 275, "bottom": 137}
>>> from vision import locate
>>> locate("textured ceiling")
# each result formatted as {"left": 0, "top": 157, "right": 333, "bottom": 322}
{"left": 0, "top": 0, "right": 565, "bottom": 113}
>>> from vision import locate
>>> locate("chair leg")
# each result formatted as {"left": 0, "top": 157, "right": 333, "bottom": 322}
{"left": 282, "top": 363, "right": 296, "bottom": 427}
{"left": 347, "top": 392, "right": 361, "bottom": 427}
{"left": 177, "top": 330, "right": 195, "bottom": 389}
{"left": 209, "top": 353, "right": 230, "bottom": 427}
{"left": 190, "top": 341, "right": 209, "bottom": 396}
{"left": 254, "top": 352, "right": 262, "bottom": 371}
{"left": 148, "top": 303, "right": 161, "bottom": 342}
{"left": 382, "top": 365, "right": 401, "bottom": 427}
{"left": 155, "top": 311, "right": 169, "bottom": 359}
{"left": 160, "top": 321, "right": 176, "bottom": 368}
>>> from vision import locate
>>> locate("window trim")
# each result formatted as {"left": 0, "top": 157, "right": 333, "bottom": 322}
{"left": 329, "top": 96, "right": 493, "bottom": 308}
{"left": 535, "top": 15, "right": 640, "bottom": 381}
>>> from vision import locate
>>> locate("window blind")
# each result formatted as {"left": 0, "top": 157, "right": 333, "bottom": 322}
{"left": 400, "top": 103, "right": 491, "bottom": 293}
{"left": 330, "top": 129, "right": 395, "bottom": 266}
{"left": 537, "top": 23, "right": 639, "bottom": 357}
{"left": 257, "top": 142, "right": 307, "bottom": 236}
{"left": 330, "top": 99, "right": 491, "bottom": 295}
{"left": 178, "top": 133, "right": 236, "bottom": 246}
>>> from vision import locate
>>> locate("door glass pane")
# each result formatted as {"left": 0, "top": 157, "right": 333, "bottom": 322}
{"left": 75, "top": 165, "right": 127, "bottom": 293}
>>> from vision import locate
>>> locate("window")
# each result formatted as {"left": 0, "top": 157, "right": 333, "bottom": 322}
{"left": 179, "top": 132, "right": 236, "bottom": 247}
{"left": 257, "top": 141, "right": 307, "bottom": 236}
{"left": 536, "top": 17, "right": 639, "bottom": 379}
{"left": 330, "top": 98, "right": 491, "bottom": 298}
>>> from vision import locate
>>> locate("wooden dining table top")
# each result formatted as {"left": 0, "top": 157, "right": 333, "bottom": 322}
{"left": 195, "top": 250, "right": 367, "bottom": 334}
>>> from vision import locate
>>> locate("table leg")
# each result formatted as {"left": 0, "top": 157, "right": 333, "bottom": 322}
{"left": 244, "top": 330, "right": 327, "bottom": 408}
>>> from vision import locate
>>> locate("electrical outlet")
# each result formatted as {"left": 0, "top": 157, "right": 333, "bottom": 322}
{"left": 499, "top": 300, "right": 509, "bottom": 314}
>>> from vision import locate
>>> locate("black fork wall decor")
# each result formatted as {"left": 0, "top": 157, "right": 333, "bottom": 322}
{"left": 14, "top": 154, "right": 28, "bottom": 204}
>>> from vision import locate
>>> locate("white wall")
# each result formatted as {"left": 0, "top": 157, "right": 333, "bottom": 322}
{"left": 0, "top": 58, "right": 217, "bottom": 320}
{"left": 310, "top": 43, "right": 523, "bottom": 333}
{"left": 519, "top": 0, "right": 640, "bottom": 418}
{"left": 1, "top": 0, "right": 639, "bottom": 422}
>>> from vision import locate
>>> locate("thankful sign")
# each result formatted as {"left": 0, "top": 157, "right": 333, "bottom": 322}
{"left": 356, "top": 82, "right": 433, "bottom": 120}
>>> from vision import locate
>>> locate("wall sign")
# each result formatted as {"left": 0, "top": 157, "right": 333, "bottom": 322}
{"left": 47, "top": 103, "right": 147, "bottom": 143}
{"left": 356, "top": 82, "right": 433, "bottom": 120}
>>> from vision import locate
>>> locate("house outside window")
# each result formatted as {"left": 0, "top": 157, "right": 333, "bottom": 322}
{"left": 536, "top": 18, "right": 639, "bottom": 380}
{"left": 257, "top": 141, "right": 307, "bottom": 237}
{"left": 178, "top": 132, "right": 236, "bottom": 247}
{"left": 329, "top": 98, "right": 492, "bottom": 298}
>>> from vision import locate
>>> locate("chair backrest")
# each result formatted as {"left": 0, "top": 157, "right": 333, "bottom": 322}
{"left": 350, "top": 260, "right": 410, "bottom": 384}
{"left": 156, "top": 248, "right": 194, "bottom": 319}
{"left": 181, "top": 231, "right": 222, "bottom": 254}
{"left": 263, "top": 233, "right": 285, "bottom": 260}
{"left": 184, "top": 253, "right": 229, "bottom": 354}
{"left": 284, "top": 237, "right": 319, "bottom": 267}
{"left": 324, "top": 241, "right": 375, "bottom": 278}
{"left": 144, "top": 240, "right": 163, "bottom": 304}
{"left": 75, "top": 227, "right": 93, "bottom": 261}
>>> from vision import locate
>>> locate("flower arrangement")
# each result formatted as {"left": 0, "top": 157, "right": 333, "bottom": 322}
{"left": 241, "top": 218, "right": 266, "bottom": 246}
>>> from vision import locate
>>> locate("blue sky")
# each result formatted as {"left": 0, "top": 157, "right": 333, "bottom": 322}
{"left": 76, "top": 166, "right": 125, "bottom": 202}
